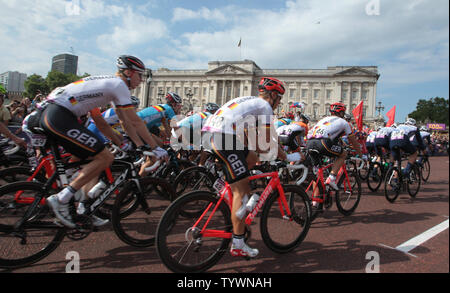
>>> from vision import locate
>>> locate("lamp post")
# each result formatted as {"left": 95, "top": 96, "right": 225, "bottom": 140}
{"left": 375, "top": 101, "right": 385, "bottom": 118}
{"left": 186, "top": 88, "right": 194, "bottom": 114}
{"left": 157, "top": 89, "right": 164, "bottom": 104}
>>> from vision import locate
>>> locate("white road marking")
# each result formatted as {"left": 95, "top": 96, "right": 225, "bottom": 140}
{"left": 379, "top": 219, "right": 449, "bottom": 258}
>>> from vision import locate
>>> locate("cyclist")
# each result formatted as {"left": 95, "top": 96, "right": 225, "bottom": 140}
{"left": 137, "top": 92, "right": 182, "bottom": 141}
{"left": 373, "top": 124, "right": 396, "bottom": 170}
{"left": 86, "top": 96, "right": 141, "bottom": 145}
{"left": 306, "top": 102, "right": 364, "bottom": 191}
{"left": 137, "top": 92, "right": 182, "bottom": 176}
{"left": 34, "top": 55, "right": 168, "bottom": 228}
{"left": 416, "top": 126, "right": 431, "bottom": 158}
{"left": 276, "top": 119, "right": 307, "bottom": 161}
{"left": 389, "top": 118, "right": 424, "bottom": 176}
{"left": 202, "top": 77, "right": 287, "bottom": 258}
{"left": 274, "top": 117, "right": 292, "bottom": 129}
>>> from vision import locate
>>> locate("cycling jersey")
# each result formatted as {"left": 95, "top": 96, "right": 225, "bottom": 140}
{"left": 307, "top": 116, "right": 354, "bottom": 141}
{"left": 177, "top": 111, "right": 211, "bottom": 129}
{"left": 86, "top": 108, "right": 122, "bottom": 143}
{"left": 274, "top": 118, "right": 292, "bottom": 129}
{"left": 366, "top": 131, "right": 377, "bottom": 144}
{"left": 202, "top": 96, "right": 274, "bottom": 135}
{"left": 137, "top": 104, "right": 176, "bottom": 131}
{"left": 375, "top": 127, "right": 395, "bottom": 140}
{"left": 44, "top": 76, "right": 134, "bottom": 118}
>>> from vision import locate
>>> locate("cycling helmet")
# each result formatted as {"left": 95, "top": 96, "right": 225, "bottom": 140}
{"left": 420, "top": 126, "right": 427, "bottom": 131}
{"left": 391, "top": 123, "right": 397, "bottom": 128}
{"left": 377, "top": 126, "right": 382, "bottom": 131}
{"left": 330, "top": 102, "right": 346, "bottom": 114}
{"left": 300, "top": 113, "right": 310, "bottom": 122}
{"left": 165, "top": 92, "right": 182, "bottom": 105}
{"left": 130, "top": 96, "right": 140, "bottom": 107}
{"left": 205, "top": 102, "right": 220, "bottom": 113}
{"left": 405, "top": 118, "right": 416, "bottom": 126}
{"left": 344, "top": 113, "right": 352, "bottom": 121}
{"left": 117, "top": 55, "right": 146, "bottom": 73}
{"left": 258, "top": 77, "right": 286, "bottom": 95}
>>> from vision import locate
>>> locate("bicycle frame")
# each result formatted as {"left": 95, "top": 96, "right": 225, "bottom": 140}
{"left": 191, "top": 171, "right": 291, "bottom": 239}
{"left": 305, "top": 161, "right": 353, "bottom": 204}
{"left": 13, "top": 151, "right": 117, "bottom": 206}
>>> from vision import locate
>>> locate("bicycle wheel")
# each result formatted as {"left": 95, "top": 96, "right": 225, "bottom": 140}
{"left": 260, "top": 185, "right": 311, "bottom": 253}
{"left": 0, "top": 166, "right": 43, "bottom": 186}
{"left": 407, "top": 164, "right": 421, "bottom": 198}
{"left": 384, "top": 167, "right": 401, "bottom": 203}
{"left": 367, "top": 162, "right": 383, "bottom": 192}
{"left": 358, "top": 161, "right": 369, "bottom": 180}
{"left": 335, "top": 167, "right": 361, "bottom": 216}
{"left": 421, "top": 158, "right": 431, "bottom": 182}
{"left": 156, "top": 190, "right": 232, "bottom": 273}
{"left": 172, "top": 166, "right": 216, "bottom": 198}
{"left": 111, "top": 177, "right": 174, "bottom": 247}
{"left": 0, "top": 181, "right": 65, "bottom": 269}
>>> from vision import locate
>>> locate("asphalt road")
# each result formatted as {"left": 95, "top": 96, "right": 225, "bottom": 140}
{"left": 2, "top": 156, "right": 448, "bottom": 274}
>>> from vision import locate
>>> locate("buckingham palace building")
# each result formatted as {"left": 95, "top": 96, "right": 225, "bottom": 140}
{"left": 132, "top": 60, "right": 380, "bottom": 123}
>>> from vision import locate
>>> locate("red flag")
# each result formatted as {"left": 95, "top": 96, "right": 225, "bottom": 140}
{"left": 386, "top": 106, "right": 396, "bottom": 127}
{"left": 352, "top": 101, "right": 364, "bottom": 131}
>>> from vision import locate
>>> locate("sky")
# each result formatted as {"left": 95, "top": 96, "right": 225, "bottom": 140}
{"left": 0, "top": 0, "right": 448, "bottom": 122}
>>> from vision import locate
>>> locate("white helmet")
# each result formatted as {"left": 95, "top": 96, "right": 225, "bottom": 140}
{"left": 419, "top": 126, "right": 427, "bottom": 131}
{"left": 391, "top": 123, "right": 397, "bottom": 128}
{"left": 405, "top": 118, "right": 416, "bottom": 126}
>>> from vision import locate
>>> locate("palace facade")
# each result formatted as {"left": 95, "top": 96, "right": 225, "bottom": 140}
{"left": 132, "top": 60, "right": 380, "bottom": 122}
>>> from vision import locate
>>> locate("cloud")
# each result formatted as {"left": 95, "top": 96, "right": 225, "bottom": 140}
{"left": 172, "top": 7, "right": 228, "bottom": 23}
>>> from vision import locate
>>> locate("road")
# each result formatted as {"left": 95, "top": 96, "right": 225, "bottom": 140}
{"left": 2, "top": 156, "right": 448, "bottom": 274}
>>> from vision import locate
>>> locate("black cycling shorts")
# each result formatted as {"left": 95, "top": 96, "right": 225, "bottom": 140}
{"left": 208, "top": 133, "right": 250, "bottom": 184}
{"left": 279, "top": 131, "right": 302, "bottom": 152}
{"left": 306, "top": 138, "right": 343, "bottom": 158}
{"left": 40, "top": 103, "right": 105, "bottom": 159}
{"left": 389, "top": 135, "right": 416, "bottom": 161}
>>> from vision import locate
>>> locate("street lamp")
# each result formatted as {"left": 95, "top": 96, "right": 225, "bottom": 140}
{"left": 157, "top": 89, "right": 164, "bottom": 104}
{"left": 375, "top": 101, "right": 385, "bottom": 117}
{"left": 186, "top": 88, "right": 194, "bottom": 111}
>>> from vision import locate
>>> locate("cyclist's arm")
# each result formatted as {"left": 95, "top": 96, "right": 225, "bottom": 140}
{"left": 115, "top": 108, "right": 158, "bottom": 149}
{"left": 161, "top": 117, "right": 171, "bottom": 140}
{"left": 0, "top": 121, "right": 26, "bottom": 147}
{"left": 348, "top": 134, "right": 363, "bottom": 157}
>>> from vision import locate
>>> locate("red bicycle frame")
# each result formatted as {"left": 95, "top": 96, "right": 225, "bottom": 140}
{"left": 192, "top": 171, "right": 292, "bottom": 239}
{"left": 13, "top": 152, "right": 116, "bottom": 205}
{"left": 305, "top": 162, "right": 353, "bottom": 203}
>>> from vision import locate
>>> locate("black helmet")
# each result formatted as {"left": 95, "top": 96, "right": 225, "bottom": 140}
{"left": 205, "top": 103, "right": 220, "bottom": 113}
{"left": 130, "top": 96, "right": 140, "bottom": 107}
{"left": 117, "top": 55, "right": 145, "bottom": 73}
{"left": 165, "top": 92, "right": 182, "bottom": 105}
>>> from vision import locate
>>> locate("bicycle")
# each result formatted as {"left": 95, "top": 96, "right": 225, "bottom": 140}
{"left": 417, "top": 153, "right": 430, "bottom": 183}
{"left": 155, "top": 160, "right": 312, "bottom": 273}
{"left": 384, "top": 151, "right": 421, "bottom": 203}
{"left": 304, "top": 149, "right": 362, "bottom": 222}
{"left": 0, "top": 134, "right": 172, "bottom": 269}
{"left": 366, "top": 153, "right": 391, "bottom": 192}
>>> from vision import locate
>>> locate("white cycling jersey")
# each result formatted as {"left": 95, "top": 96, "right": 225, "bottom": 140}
{"left": 276, "top": 123, "right": 305, "bottom": 136}
{"left": 366, "top": 131, "right": 377, "bottom": 143}
{"left": 375, "top": 127, "right": 395, "bottom": 139}
{"left": 307, "top": 116, "right": 353, "bottom": 141}
{"left": 44, "top": 76, "right": 133, "bottom": 118}
{"left": 202, "top": 96, "right": 274, "bottom": 135}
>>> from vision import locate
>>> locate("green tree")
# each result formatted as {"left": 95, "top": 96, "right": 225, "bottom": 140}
{"left": 24, "top": 74, "right": 49, "bottom": 98}
{"left": 46, "top": 71, "right": 80, "bottom": 92}
{"left": 409, "top": 97, "right": 449, "bottom": 125}
{"left": 0, "top": 84, "right": 6, "bottom": 94}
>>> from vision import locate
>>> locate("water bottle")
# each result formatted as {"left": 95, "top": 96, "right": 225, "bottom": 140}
{"left": 87, "top": 180, "right": 107, "bottom": 199}
{"left": 235, "top": 194, "right": 249, "bottom": 220}
{"left": 245, "top": 193, "right": 260, "bottom": 212}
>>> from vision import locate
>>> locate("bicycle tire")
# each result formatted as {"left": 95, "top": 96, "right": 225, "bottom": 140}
{"left": 366, "top": 162, "right": 383, "bottom": 192}
{"left": 111, "top": 177, "right": 175, "bottom": 247}
{"left": 172, "top": 166, "right": 216, "bottom": 198}
{"left": 421, "top": 158, "right": 431, "bottom": 182}
{"left": 0, "top": 181, "right": 65, "bottom": 269}
{"left": 384, "top": 167, "right": 400, "bottom": 203}
{"left": 260, "top": 185, "right": 311, "bottom": 253}
{"left": 335, "top": 164, "right": 361, "bottom": 216}
{"left": 407, "top": 164, "right": 421, "bottom": 198}
{"left": 0, "top": 166, "right": 47, "bottom": 186}
{"left": 156, "top": 190, "right": 232, "bottom": 273}
{"left": 357, "top": 161, "right": 369, "bottom": 181}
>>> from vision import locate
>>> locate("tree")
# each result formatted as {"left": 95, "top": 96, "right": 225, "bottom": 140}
{"left": 408, "top": 97, "right": 449, "bottom": 125}
{"left": 46, "top": 71, "right": 79, "bottom": 92}
{"left": 24, "top": 74, "right": 49, "bottom": 98}
{"left": 0, "top": 84, "right": 6, "bottom": 94}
